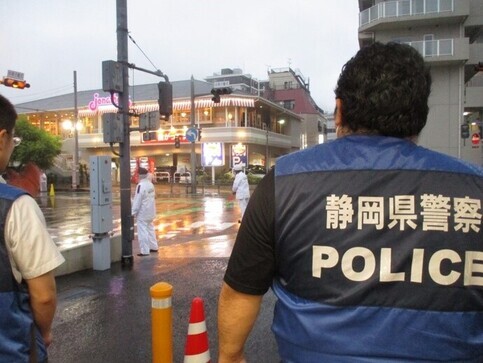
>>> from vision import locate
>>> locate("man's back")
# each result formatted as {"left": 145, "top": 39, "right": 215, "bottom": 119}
{"left": 132, "top": 178, "right": 156, "bottom": 220}
{"left": 272, "top": 136, "right": 483, "bottom": 361}
{"left": 218, "top": 42, "right": 483, "bottom": 363}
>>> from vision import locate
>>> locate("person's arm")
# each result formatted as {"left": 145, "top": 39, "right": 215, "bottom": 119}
{"left": 232, "top": 173, "right": 241, "bottom": 194}
{"left": 131, "top": 184, "right": 142, "bottom": 215}
{"left": 218, "top": 282, "right": 263, "bottom": 363}
{"left": 25, "top": 271, "right": 58, "bottom": 347}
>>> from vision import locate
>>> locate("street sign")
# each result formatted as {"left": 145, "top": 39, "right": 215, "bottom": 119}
{"left": 185, "top": 127, "right": 198, "bottom": 143}
{"left": 7, "top": 70, "right": 24, "bottom": 81}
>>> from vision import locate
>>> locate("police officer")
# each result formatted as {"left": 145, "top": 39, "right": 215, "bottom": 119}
{"left": 218, "top": 43, "right": 483, "bottom": 362}
{"left": 0, "top": 94, "right": 65, "bottom": 362}
{"left": 232, "top": 164, "right": 250, "bottom": 222}
{"left": 132, "top": 167, "right": 158, "bottom": 256}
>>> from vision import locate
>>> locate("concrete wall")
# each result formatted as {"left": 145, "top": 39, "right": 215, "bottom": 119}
{"left": 55, "top": 235, "right": 122, "bottom": 276}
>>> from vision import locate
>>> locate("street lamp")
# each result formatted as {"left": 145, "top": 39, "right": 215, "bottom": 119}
{"left": 278, "top": 119, "right": 285, "bottom": 133}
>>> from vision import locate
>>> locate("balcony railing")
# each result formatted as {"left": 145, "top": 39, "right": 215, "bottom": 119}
{"left": 405, "top": 39, "right": 453, "bottom": 57}
{"left": 360, "top": 0, "right": 454, "bottom": 27}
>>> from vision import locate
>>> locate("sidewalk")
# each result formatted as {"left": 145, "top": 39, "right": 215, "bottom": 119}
{"left": 42, "top": 187, "right": 280, "bottom": 362}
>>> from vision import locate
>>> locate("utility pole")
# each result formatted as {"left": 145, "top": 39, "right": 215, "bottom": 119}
{"left": 190, "top": 76, "right": 197, "bottom": 194}
{"left": 72, "top": 70, "right": 79, "bottom": 189}
{"left": 117, "top": 0, "right": 133, "bottom": 266}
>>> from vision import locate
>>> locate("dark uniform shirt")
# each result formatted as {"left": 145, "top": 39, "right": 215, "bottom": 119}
{"left": 224, "top": 135, "right": 483, "bottom": 362}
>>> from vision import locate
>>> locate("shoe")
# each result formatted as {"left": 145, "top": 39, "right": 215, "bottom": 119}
{"left": 149, "top": 249, "right": 159, "bottom": 253}
{"left": 137, "top": 253, "right": 149, "bottom": 257}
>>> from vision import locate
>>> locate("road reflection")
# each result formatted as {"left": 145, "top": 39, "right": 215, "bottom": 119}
{"left": 36, "top": 190, "right": 241, "bottom": 257}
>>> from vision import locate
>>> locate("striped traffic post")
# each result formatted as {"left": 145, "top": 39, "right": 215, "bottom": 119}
{"left": 150, "top": 282, "right": 173, "bottom": 363}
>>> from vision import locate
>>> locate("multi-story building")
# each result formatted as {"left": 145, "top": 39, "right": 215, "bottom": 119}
{"left": 206, "top": 67, "right": 327, "bottom": 148}
{"left": 264, "top": 67, "right": 327, "bottom": 148}
{"left": 14, "top": 79, "right": 302, "bottom": 180}
{"left": 205, "top": 68, "right": 263, "bottom": 96}
{"left": 359, "top": 0, "right": 483, "bottom": 165}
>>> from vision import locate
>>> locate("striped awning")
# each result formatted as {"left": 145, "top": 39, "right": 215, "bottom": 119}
{"left": 78, "top": 97, "right": 256, "bottom": 117}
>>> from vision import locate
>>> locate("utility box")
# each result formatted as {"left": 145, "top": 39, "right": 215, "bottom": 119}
{"left": 102, "top": 113, "right": 124, "bottom": 144}
{"left": 102, "top": 60, "right": 123, "bottom": 93}
{"left": 139, "top": 111, "right": 160, "bottom": 131}
{"left": 90, "top": 155, "right": 113, "bottom": 271}
{"left": 90, "top": 156, "right": 113, "bottom": 234}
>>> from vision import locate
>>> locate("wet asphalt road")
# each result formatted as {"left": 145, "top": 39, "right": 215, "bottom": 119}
{"left": 38, "top": 184, "right": 280, "bottom": 363}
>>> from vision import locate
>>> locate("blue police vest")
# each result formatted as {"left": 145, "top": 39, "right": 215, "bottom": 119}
{"left": 273, "top": 136, "right": 483, "bottom": 362}
{"left": 0, "top": 183, "right": 47, "bottom": 362}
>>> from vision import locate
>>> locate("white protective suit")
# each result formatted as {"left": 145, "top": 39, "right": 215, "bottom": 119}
{"left": 132, "top": 175, "right": 158, "bottom": 254}
{"left": 232, "top": 169, "right": 250, "bottom": 219}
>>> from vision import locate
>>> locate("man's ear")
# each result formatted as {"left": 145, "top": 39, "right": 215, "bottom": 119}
{"left": 335, "top": 98, "right": 343, "bottom": 127}
{"left": 0, "top": 129, "right": 9, "bottom": 151}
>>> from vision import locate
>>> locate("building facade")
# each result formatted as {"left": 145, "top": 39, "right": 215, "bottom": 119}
{"left": 206, "top": 67, "right": 328, "bottom": 148}
{"left": 14, "top": 79, "right": 302, "bottom": 181}
{"left": 359, "top": 0, "right": 483, "bottom": 165}
{"left": 264, "top": 67, "right": 327, "bottom": 147}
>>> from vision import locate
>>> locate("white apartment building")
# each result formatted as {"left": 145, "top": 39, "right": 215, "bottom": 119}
{"left": 359, "top": 0, "right": 483, "bottom": 165}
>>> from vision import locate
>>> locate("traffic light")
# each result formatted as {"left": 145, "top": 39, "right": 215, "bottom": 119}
{"left": 461, "top": 124, "right": 470, "bottom": 139}
{"left": 211, "top": 87, "right": 232, "bottom": 103}
{"left": 158, "top": 81, "right": 173, "bottom": 119}
{"left": 198, "top": 128, "right": 202, "bottom": 141}
{"left": 174, "top": 136, "right": 180, "bottom": 148}
{"left": 1, "top": 78, "right": 30, "bottom": 89}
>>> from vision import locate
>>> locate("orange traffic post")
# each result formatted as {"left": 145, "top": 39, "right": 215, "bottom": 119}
{"left": 150, "top": 282, "right": 173, "bottom": 363}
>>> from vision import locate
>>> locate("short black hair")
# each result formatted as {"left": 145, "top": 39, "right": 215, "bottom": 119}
{"left": 335, "top": 42, "right": 431, "bottom": 138}
{"left": 0, "top": 93, "right": 17, "bottom": 134}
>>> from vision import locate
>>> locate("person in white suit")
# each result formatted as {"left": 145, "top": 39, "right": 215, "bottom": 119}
{"left": 232, "top": 164, "right": 250, "bottom": 223}
{"left": 132, "top": 167, "right": 158, "bottom": 256}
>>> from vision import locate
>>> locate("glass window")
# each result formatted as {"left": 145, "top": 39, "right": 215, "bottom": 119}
{"left": 426, "top": 0, "right": 438, "bottom": 13}
{"left": 412, "top": 0, "right": 424, "bottom": 14}
{"left": 399, "top": 0, "right": 411, "bottom": 16}
{"left": 384, "top": 1, "right": 397, "bottom": 17}
{"left": 440, "top": 0, "right": 453, "bottom": 12}
{"left": 439, "top": 39, "right": 453, "bottom": 55}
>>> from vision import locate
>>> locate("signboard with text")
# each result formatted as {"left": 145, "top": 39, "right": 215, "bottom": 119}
{"left": 231, "top": 143, "right": 247, "bottom": 168}
{"left": 202, "top": 142, "right": 224, "bottom": 167}
{"left": 140, "top": 129, "right": 188, "bottom": 144}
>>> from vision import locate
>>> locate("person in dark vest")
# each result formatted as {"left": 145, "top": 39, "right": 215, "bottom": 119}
{"left": 0, "top": 93, "right": 65, "bottom": 362}
{"left": 218, "top": 42, "right": 483, "bottom": 362}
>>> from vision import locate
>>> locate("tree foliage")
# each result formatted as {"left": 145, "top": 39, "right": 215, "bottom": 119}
{"left": 11, "top": 116, "right": 62, "bottom": 170}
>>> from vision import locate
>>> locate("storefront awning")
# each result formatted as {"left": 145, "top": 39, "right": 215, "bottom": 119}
{"left": 78, "top": 97, "right": 256, "bottom": 117}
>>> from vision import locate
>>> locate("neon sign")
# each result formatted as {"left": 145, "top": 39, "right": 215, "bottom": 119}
{"left": 88, "top": 93, "right": 132, "bottom": 111}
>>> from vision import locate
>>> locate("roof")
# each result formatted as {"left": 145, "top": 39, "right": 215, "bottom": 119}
{"left": 14, "top": 79, "right": 214, "bottom": 114}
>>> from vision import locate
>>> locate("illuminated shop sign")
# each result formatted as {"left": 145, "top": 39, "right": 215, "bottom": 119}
{"left": 88, "top": 93, "right": 132, "bottom": 111}
{"left": 231, "top": 143, "right": 247, "bottom": 168}
{"left": 202, "top": 142, "right": 224, "bottom": 167}
{"left": 140, "top": 129, "right": 188, "bottom": 144}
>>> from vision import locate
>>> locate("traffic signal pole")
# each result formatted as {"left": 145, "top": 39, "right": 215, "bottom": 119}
{"left": 190, "top": 76, "right": 197, "bottom": 194}
{"left": 117, "top": 0, "right": 134, "bottom": 266}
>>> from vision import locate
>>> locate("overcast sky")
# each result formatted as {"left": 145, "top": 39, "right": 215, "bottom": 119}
{"left": 0, "top": 1, "right": 359, "bottom": 113}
